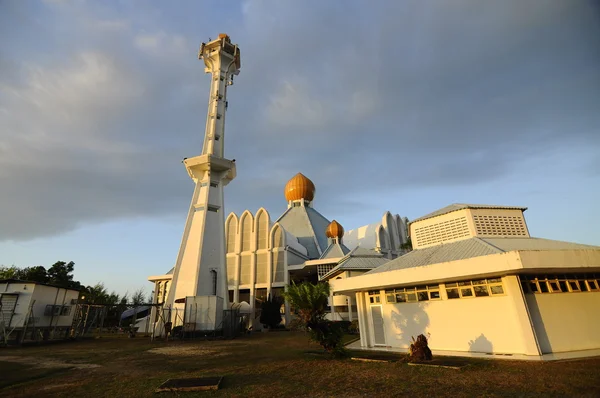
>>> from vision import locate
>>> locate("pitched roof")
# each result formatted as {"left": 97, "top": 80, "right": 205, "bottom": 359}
{"left": 320, "top": 241, "right": 351, "bottom": 259}
{"left": 483, "top": 237, "right": 600, "bottom": 251}
{"left": 365, "top": 237, "right": 600, "bottom": 275}
{"left": 276, "top": 205, "right": 330, "bottom": 259}
{"left": 322, "top": 247, "right": 389, "bottom": 280}
{"left": 410, "top": 203, "right": 527, "bottom": 224}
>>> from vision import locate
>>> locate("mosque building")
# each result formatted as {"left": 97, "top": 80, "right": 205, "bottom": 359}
{"left": 148, "top": 172, "right": 408, "bottom": 329}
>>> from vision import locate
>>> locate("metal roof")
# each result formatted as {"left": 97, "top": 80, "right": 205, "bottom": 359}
{"left": 0, "top": 279, "right": 82, "bottom": 291}
{"left": 365, "top": 237, "right": 600, "bottom": 275}
{"left": 410, "top": 203, "right": 528, "bottom": 224}
{"left": 322, "top": 247, "right": 389, "bottom": 280}
{"left": 483, "top": 237, "right": 600, "bottom": 251}
{"left": 276, "top": 205, "right": 331, "bottom": 259}
{"left": 320, "top": 242, "right": 351, "bottom": 259}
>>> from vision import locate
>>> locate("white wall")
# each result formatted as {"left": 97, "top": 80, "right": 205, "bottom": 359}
{"left": 526, "top": 291, "right": 600, "bottom": 353}
{"left": 31, "top": 285, "right": 79, "bottom": 328}
{"left": 1, "top": 282, "right": 34, "bottom": 328}
{"left": 1, "top": 282, "right": 78, "bottom": 329}
{"left": 365, "top": 280, "right": 534, "bottom": 355}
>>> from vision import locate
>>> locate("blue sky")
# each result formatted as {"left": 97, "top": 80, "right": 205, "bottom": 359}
{"left": 1, "top": 0, "right": 599, "bottom": 296}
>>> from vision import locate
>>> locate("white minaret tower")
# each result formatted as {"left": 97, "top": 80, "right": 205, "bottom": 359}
{"left": 164, "top": 34, "right": 241, "bottom": 331}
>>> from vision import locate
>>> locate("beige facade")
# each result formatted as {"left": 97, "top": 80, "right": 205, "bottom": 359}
{"left": 333, "top": 204, "right": 600, "bottom": 360}
{"left": 411, "top": 206, "right": 529, "bottom": 249}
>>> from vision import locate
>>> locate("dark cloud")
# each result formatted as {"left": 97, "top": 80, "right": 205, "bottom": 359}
{"left": 1, "top": 0, "right": 599, "bottom": 241}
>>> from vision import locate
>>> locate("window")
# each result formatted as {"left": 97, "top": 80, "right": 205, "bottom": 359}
{"left": 241, "top": 215, "right": 252, "bottom": 252}
{"left": 446, "top": 278, "right": 504, "bottom": 299}
{"left": 210, "top": 270, "right": 217, "bottom": 295}
{"left": 226, "top": 256, "right": 237, "bottom": 285}
{"left": 256, "top": 253, "right": 268, "bottom": 284}
{"left": 385, "top": 285, "right": 441, "bottom": 303}
{"left": 317, "top": 264, "right": 335, "bottom": 279}
{"left": 413, "top": 216, "right": 470, "bottom": 247}
{"left": 368, "top": 290, "right": 382, "bottom": 304}
{"left": 256, "top": 211, "right": 268, "bottom": 250}
{"left": 273, "top": 251, "right": 285, "bottom": 283}
{"left": 473, "top": 214, "right": 527, "bottom": 237}
{"left": 240, "top": 255, "right": 251, "bottom": 285}
{"left": 226, "top": 218, "right": 237, "bottom": 253}
{"left": 520, "top": 274, "right": 600, "bottom": 294}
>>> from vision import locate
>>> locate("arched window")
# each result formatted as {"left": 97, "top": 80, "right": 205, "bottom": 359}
{"left": 210, "top": 270, "right": 217, "bottom": 295}
{"left": 226, "top": 216, "right": 237, "bottom": 253}
{"left": 378, "top": 226, "right": 388, "bottom": 250}
{"left": 256, "top": 211, "right": 268, "bottom": 250}
{"left": 385, "top": 213, "right": 398, "bottom": 249}
{"left": 273, "top": 251, "right": 285, "bottom": 283}
{"left": 241, "top": 214, "right": 252, "bottom": 252}
{"left": 272, "top": 226, "right": 284, "bottom": 248}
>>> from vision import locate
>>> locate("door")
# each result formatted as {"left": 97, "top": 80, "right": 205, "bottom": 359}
{"left": 370, "top": 305, "right": 386, "bottom": 346}
{"left": 0, "top": 294, "right": 18, "bottom": 328}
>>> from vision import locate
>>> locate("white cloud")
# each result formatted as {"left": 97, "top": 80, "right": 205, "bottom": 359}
{"left": 134, "top": 31, "right": 189, "bottom": 57}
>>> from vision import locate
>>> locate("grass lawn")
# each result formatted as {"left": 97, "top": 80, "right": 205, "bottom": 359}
{"left": 1, "top": 332, "right": 599, "bottom": 397}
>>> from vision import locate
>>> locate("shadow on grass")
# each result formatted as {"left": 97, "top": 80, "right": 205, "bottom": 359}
{"left": 0, "top": 365, "right": 73, "bottom": 390}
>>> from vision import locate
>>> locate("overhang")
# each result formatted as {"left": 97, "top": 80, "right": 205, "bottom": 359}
{"left": 330, "top": 249, "right": 600, "bottom": 295}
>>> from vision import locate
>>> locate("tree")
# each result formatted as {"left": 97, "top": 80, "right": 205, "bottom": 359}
{"left": 0, "top": 265, "right": 48, "bottom": 282}
{"left": 47, "top": 261, "right": 79, "bottom": 288}
{"left": 400, "top": 237, "right": 413, "bottom": 252}
{"left": 0, "top": 265, "right": 22, "bottom": 279}
{"left": 283, "top": 281, "right": 346, "bottom": 356}
{"left": 131, "top": 288, "right": 147, "bottom": 306}
{"left": 19, "top": 266, "right": 49, "bottom": 283}
{"left": 82, "top": 283, "right": 110, "bottom": 304}
{"left": 260, "top": 294, "right": 284, "bottom": 329}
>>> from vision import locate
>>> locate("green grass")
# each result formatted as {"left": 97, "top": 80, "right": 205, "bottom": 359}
{"left": 0, "top": 332, "right": 599, "bottom": 397}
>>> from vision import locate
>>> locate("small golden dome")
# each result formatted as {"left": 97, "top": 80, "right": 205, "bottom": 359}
{"left": 326, "top": 220, "right": 344, "bottom": 239}
{"left": 284, "top": 173, "right": 315, "bottom": 202}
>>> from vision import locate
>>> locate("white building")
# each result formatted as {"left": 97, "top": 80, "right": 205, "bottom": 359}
{"left": 148, "top": 172, "right": 408, "bottom": 329}
{"left": 330, "top": 204, "right": 600, "bottom": 360}
{"left": 0, "top": 279, "right": 80, "bottom": 343}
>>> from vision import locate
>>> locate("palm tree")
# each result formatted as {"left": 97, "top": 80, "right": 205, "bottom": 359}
{"left": 283, "top": 281, "right": 330, "bottom": 328}
{"left": 283, "top": 281, "right": 345, "bottom": 356}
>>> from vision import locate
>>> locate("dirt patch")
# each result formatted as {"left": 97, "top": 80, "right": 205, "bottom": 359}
{"left": 147, "top": 346, "right": 229, "bottom": 357}
{"left": 42, "top": 382, "right": 83, "bottom": 391}
{"left": 0, "top": 356, "right": 100, "bottom": 370}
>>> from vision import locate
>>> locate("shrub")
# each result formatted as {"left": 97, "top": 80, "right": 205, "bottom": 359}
{"left": 408, "top": 334, "right": 432, "bottom": 362}
{"left": 260, "top": 294, "right": 284, "bottom": 329}
{"left": 287, "top": 317, "right": 306, "bottom": 332}
{"left": 283, "top": 282, "right": 346, "bottom": 357}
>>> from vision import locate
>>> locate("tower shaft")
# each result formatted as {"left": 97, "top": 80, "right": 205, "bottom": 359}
{"left": 163, "top": 34, "right": 241, "bottom": 331}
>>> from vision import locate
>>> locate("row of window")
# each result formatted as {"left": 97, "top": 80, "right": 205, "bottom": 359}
{"left": 520, "top": 274, "right": 600, "bottom": 294}
{"left": 384, "top": 285, "right": 441, "bottom": 303}
{"left": 446, "top": 278, "right": 504, "bottom": 298}
{"left": 43, "top": 305, "right": 72, "bottom": 316}
{"left": 367, "top": 278, "right": 505, "bottom": 304}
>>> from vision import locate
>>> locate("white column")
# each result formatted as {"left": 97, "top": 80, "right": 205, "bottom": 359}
{"left": 504, "top": 275, "right": 542, "bottom": 356}
{"left": 283, "top": 250, "right": 291, "bottom": 325}
{"left": 347, "top": 295, "right": 353, "bottom": 322}
{"left": 356, "top": 292, "right": 369, "bottom": 347}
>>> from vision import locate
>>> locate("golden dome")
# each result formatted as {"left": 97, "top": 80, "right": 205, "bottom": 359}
{"left": 284, "top": 173, "right": 315, "bottom": 202}
{"left": 326, "top": 220, "right": 344, "bottom": 239}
